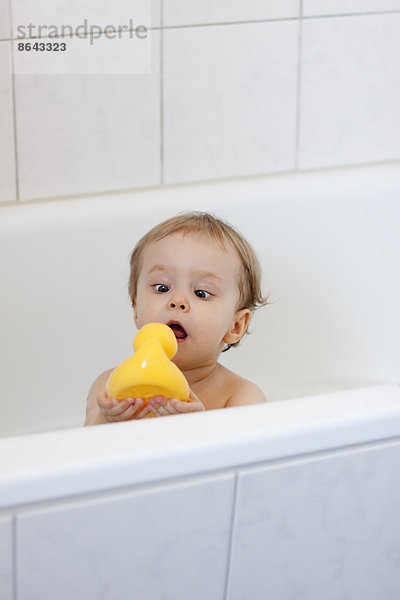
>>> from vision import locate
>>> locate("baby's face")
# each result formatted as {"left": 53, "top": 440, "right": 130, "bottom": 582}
{"left": 133, "top": 232, "right": 248, "bottom": 370}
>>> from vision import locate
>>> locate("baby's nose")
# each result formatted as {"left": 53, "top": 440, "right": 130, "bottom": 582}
{"left": 168, "top": 295, "right": 189, "bottom": 312}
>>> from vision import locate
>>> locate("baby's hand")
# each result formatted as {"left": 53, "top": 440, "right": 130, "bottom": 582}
{"left": 97, "top": 390, "right": 150, "bottom": 422}
{"left": 146, "top": 388, "right": 205, "bottom": 417}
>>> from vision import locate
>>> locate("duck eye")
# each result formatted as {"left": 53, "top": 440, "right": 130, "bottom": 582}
{"left": 195, "top": 289, "right": 211, "bottom": 299}
{"left": 155, "top": 284, "right": 170, "bottom": 293}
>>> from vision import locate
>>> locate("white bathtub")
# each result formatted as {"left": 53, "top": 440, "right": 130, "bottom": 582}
{"left": 0, "top": 163, "right": 399, "bottom": 599}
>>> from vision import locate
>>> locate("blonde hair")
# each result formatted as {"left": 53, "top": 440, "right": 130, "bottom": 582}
{"left": 128, "top": 212, "right": 268, "bottom": 349}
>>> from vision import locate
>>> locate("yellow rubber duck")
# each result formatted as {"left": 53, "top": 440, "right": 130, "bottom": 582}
{"left": 106, "top": 322, "right": 189, "bottom": 404}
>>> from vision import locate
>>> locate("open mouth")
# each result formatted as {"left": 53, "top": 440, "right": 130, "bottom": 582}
{"left": 167, "top": 321, "right": 188, "bottom": 340}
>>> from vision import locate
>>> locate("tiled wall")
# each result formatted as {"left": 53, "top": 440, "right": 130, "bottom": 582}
{"left": 1, "top": 438, "right": 399, "bottom": 599}
{"left": 1, "top": 0, "right": 400, "bottom": 203}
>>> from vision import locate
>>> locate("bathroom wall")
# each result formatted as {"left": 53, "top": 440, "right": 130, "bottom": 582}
{"left": 1, "top": 0, "right": 400, "bottom": 204}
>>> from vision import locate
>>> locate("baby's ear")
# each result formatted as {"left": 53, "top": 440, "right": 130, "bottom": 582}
{"left": 223, "top": 308, "right": 251, "bottom": 345}
{"left": 132, "top": 300, "right": 138, "bottom": 325}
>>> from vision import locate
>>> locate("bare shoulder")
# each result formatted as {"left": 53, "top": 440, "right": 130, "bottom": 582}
{"left": 84, "top": 368, "right": 114, "bottom": 425}
{"left": 88, "top": 369, "right": 114, "bottom": 397}
{"left": 220, "top": 366, "right": 266, "bottom": 408}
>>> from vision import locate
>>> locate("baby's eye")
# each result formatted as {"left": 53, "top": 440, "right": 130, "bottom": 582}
{"left": 194, "top": 289, "right": 211, "bottom": 299}
{"left": 154, "top": 284, "right": 170, "bottom": 293}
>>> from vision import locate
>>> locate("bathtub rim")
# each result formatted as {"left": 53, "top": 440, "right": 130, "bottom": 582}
{"left": 0, "top": 383, "right": 399, "bottom": 511}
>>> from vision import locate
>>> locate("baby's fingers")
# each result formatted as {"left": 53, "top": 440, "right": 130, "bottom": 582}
{"left": 98, "top": 391, "right": 124, "bottom": 414}
{"left": 117, "top": 398, "right": 149, "bottom": 420}
{"left": 170, "top": 392, "right": 205, "bottom": 413}
{"left": 147, "top": 395, "right": 173, "bottom": 417}
{"left": 98, "top": 392, "right": 143, "bottom": 421}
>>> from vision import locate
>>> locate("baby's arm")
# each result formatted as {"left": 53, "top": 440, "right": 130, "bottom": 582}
{"left": 224, "top": 380, "right": 266, "bottom": 408}
{"left": 84, "top": 370, "right": 150, "bottom": 426}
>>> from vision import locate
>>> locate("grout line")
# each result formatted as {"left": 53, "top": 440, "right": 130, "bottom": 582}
{"left": 303, "top": 9, "right": 400, "bottom": 19}
{"left": 1, "top": 9, "right": 400, "bottom": 43}
{"left": 160, "top": 0, "right": 164, "bottom": 185}
{"left": 153, "top": 10, "right": 400, "bottom": 29}
{"left": 295, "top": 1, "right": 303, "bottom": 171}
{"left": 223, "top": 472, "right": 239, "bottom": 600}
{"left": 162, "top": 17, "right": 298, "bottom": 30}
{"left": 9, "top": 0, "right": 20, "bottom": 201}
{"left": 3, "top": 469, "right": 240, "bottom": 517}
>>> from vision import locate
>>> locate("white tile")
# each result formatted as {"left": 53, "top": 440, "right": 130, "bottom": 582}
{"left": 0, "top": 0, "right": 10, "bottom": 39}
{"left": 12, "top": 0, "right": 160, "bottom": 37}
{"left": 15, "top": 30, "right": 160, "bottom": 200}
{"left": 164, "top": 21, "right": 298, "bottom": 184}
{"left": 17, "top": 473, "right": 235, "bottom": 600}
{"left": 164, "top": 0, "right": 299, "bottom": 27}
{"left": 304, "top": 0, "right": 400, "bottom": 17}
{"left": 299, "top": 14, "right": 400, "bottom": 169}
{"left": 0, "top": 516, "right": 13, "bottom": 600}
{"left": 228, "top": 442, "right": 400, "bottom": 600}
{"left": 0, "top": 42, "right": 16, "bottom": 203}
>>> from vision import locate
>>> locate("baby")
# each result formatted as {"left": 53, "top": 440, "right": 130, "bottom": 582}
{"left": 85, "top": 211, "right": 268, "bottom": 425}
